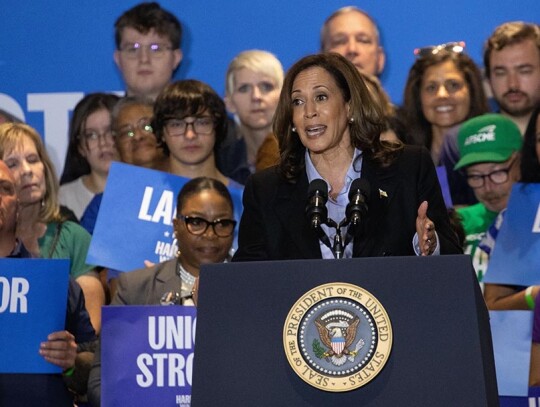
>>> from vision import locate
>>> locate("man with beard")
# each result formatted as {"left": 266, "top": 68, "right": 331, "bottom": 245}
{"left": 454, "top": 114, "right": 522, "bottom": 283}
{"left": 484, "top": 22, "right": 540, "bottom": 134}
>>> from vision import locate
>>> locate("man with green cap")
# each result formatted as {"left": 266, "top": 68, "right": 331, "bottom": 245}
{"left": 454, "top": 113, "right": 523, "bottom": 283}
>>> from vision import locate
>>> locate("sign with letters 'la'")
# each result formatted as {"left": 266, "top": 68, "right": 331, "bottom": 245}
{"left": 0, "top": 258, "right": 69, "bottom": 373}
{"left": 87, "top": 162, "right": 243, "bottom": 272}
{"left": 101, "top": 305, "right": 197, "bottom": 407}
{"left": 483, "top": 183, "right": 540, "bottom": 285}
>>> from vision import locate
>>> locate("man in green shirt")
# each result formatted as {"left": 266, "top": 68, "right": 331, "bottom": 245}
{"left": 454, "top": 114, "right": 522, "bottom": 282}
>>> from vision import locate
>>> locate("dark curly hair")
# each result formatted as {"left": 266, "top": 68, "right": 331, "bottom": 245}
{"left": 152, "top": 79, "right": 228, "bottom": 156}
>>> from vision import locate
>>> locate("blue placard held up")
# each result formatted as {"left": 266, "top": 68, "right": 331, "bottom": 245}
{"left": 484, "top": 183, "right": 540, "bottom": 285}
{"left": 87, "top": 162, "right": 243, "bottom": 272}
{"left": 490, "top": 311, "right": 533, "bottom": 397}
{"left": 101, "top": 305, "right": 197, "bottom": 407}
{"left": 0, "top": 258, "right": 69, "bottom": 373}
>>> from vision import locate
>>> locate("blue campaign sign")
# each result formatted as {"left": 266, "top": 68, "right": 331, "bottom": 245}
{"left": 484, "top": 183, "right": 540, "bottom": 285}
{"left": 490, "top": 311, "right": 533, "bottom": 397}
{"left": 87, "top": 162, "right": 243, "bottom": 272}
{"left": 101, "top": 305, "right": 197, "bottom": 407}
{"left": 0, "top": 259, "right": 69, "bottom": 373}
{"left": 501, "top": 386, "right": 540, "bottom": 407}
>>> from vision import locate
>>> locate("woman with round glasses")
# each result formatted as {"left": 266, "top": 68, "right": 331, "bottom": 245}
{"left": 111, "top": 95, "right": 166, "bottom": 169}
{"left": 78, "top": 96, "right": 167, "bottom": 235}
{"left": 152, "top": 79, "right": 243, "bottom": 189}
{"left": 112, "top": 176, "right": 234, "bottom": 305}
{"left": 87, "top": 176, "right": 235, "bottom": 404}
{"left": 60, "top": 93, "right": 120, "bottom": 220}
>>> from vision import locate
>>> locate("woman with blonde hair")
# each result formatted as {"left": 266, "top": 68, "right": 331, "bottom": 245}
{"left": 0, "top": 122, "right": 105, "bottom": 333}
{"left": 218, "top": 49, "right": 284, "bottom": 181}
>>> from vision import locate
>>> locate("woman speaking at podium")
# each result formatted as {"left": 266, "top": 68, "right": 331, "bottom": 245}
{"left": 233, "top": 53, "right": 461, "bottom": 261}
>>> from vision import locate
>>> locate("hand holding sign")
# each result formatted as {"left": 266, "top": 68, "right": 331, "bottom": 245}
{"left": 39, "top": 330, "right": 77, "bottom": 370}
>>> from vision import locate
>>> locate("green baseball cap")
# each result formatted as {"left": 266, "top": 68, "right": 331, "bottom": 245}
{"left": 454, "top": 113, "right": 522, "bottom": 170}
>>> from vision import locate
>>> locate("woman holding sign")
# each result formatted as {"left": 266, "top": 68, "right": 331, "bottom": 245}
{"left": 87, "top": 176, "right": 235, "bottom": 406}
{"left": 0, "top": 123, "right": 105, "bottom": 334}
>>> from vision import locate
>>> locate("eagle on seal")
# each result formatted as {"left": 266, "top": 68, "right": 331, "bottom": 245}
{"left": 315, "top": 316, "right": 361, "bottom": 366}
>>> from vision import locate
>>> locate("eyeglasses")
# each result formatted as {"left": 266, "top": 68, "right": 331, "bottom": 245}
{"left": 118, "top": 42, "right": 173, "bottom": 59}
{"left": 79, "top": 129, "right": 114, "bottom": 148}
{"left": 164, "top": 117, "right": 214, "bottom": 137}
{"left": 178, "top": 215, "right": 236, "bottom": 237}
{"left": 414, "top": 41, "right": 466, "bottom": 58}
{"left": 466, "top": 158, "right": 516, "bottom": 188}
{"left": 113, "top": 118, "right": 154, "bottom": 143}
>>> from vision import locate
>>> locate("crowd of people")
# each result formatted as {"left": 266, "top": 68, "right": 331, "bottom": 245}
{"left": 0, "top": 2, "right": 539, "bottom": 405}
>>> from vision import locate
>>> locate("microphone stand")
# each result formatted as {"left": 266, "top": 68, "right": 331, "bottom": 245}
{"left": 320, "top": 217, "right": 357, "bottom": 259}
{"left": 315, "top": 226, "right": 333, "bottom": 253}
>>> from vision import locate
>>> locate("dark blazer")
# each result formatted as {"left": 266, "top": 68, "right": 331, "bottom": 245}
{"left": 87, "top": 260, "right": 180, "bottom": 407}
{"left": 111, "top": 259, "right": 180, "bottom": 305}
{"left": 233, "top": 145, "right": 462, "bottom": 261}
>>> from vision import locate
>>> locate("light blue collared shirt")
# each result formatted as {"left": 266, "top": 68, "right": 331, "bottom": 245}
{"left": 305, "top": 149, "right": 439, "bottom": 259}
{"left": 305, "top": 149, "right": 363, "bottom": 259}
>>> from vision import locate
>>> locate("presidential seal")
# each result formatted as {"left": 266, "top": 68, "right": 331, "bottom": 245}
{"left": 283, "top": 282, "right": 392, "bottom": 392}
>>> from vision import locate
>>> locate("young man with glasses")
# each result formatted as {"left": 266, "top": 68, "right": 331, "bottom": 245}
{"left": 152, "top": 79, "right": 243, "bottom": 189}
{"left": 454, "top": 114, "right": 522, "bottom": 282}
{"left": 113, "top": 2, "right": 183, "bottom": 101}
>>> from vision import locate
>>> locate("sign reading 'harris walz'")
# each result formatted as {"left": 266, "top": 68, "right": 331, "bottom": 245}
{"left": 283, "top": 282, "right": 393, "bottom": 392}
{"left": 101, "top": 306, "right": 197, "bottom": 407}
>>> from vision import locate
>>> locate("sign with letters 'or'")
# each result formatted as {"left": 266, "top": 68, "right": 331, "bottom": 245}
{"left": 87, "top": 162, "right": 243, "bottom": 272}
{"left": 101, "top": 305, "right": 197, "bottom": 407}
{"left": 0, "top": 259, "right": 69, "bottom": 373}
{"left": 484, "top": 183, "right": 540, "bottom": 286}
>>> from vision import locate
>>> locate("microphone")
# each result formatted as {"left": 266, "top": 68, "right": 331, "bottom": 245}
{"left": 346, "top": 178, "right": 370, "bottom": 226}
{"left": 306, "top": 179, "right": 328, "bottom": 229}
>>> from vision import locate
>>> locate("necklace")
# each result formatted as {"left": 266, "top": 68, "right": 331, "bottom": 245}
{"left": 177, "top": 261, "right": 196, "bottom": 286}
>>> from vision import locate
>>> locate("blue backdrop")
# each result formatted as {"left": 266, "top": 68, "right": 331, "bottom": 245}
{"left": 1, "top": 0, "right": 538, "bottom": 175}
